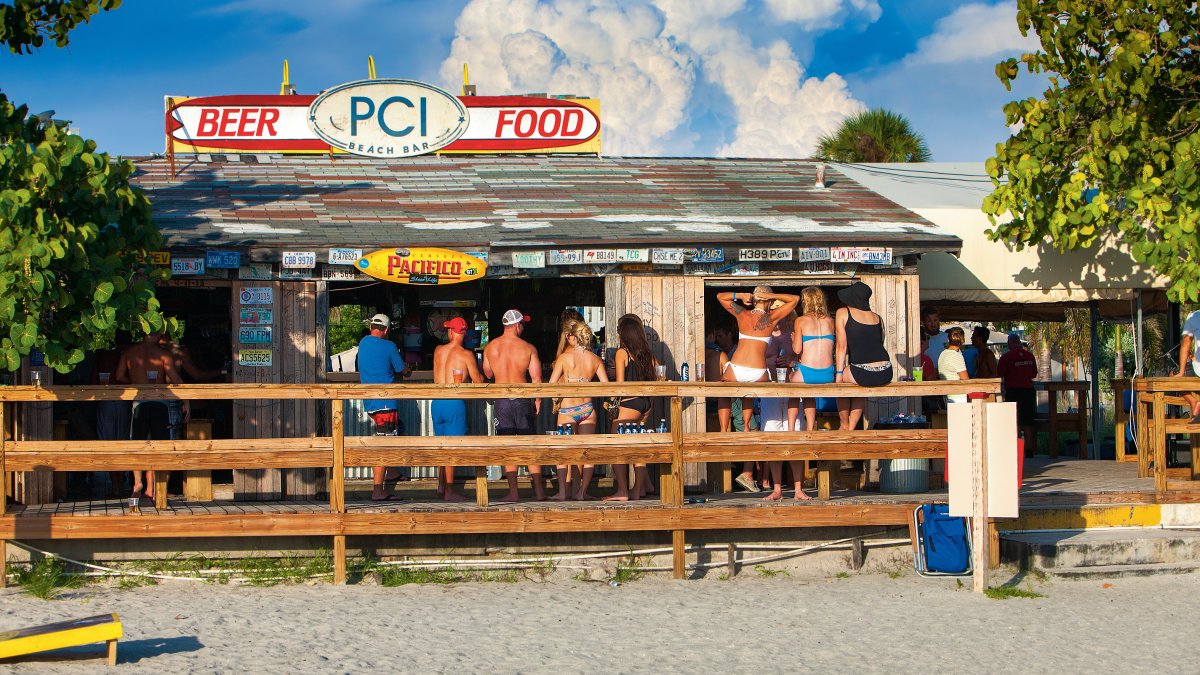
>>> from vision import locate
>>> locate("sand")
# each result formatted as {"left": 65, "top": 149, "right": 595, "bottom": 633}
{"left": 1, "top": 570, "right": 1197, "bottom": 673}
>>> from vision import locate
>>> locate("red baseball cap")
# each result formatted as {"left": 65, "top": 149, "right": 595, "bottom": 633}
{"left": 444, "top": 317, "right": 469, "bottom": 334}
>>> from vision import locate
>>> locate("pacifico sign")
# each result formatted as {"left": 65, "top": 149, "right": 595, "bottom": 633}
{"left": 306, "top": 79, "right": 469, "bottom": 158}
{"left": 356, "top": 247, "right": 486, "bottom": 285}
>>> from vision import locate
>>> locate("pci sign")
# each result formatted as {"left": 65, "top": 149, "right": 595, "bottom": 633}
{"left": 307, "top": 79, "right": 469, "bottom": 158}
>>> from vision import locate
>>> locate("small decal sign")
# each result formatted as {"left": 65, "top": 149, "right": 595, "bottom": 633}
{"left": 616, "top": 249, "right": 649, "bottom": 263}
{"left": 799, "top": 261, "right": 835, "bottom": 275}
{"left": 512, "top": 251, "right": 547, "bottom": 269}
{"left": 205, "top": 251, "right": 241, "bottom": 269}
{"left": 738, "top": 247, "right": 793, "bottom": 262}
{"left": 797, "top": 247, "right": 831, "bottom": 262}
{"left": 690, "top": 247, "right": 725, "bottom": 263}
{"left": 652, "top": 249, "right": 685, "bottom": 265}
{"left": 148, "top": 251, "right": 170, "bottom": 265}
{"left": 356, "top": 247, "right": 487, "bottom": 285}
{"left": 171, "top": 257, "right": 205, "bottom": 276}
{"left": 547, "top": 250, "right": 584, "bottom": 265}
{"left": 238, "top": 326, "right": 273, "bottom": 344}
{"left": 239, "top": 308, "right": 273, "bottom": 325}
{"left": 281, "top": 251, "right": 317, "bottom": 268}
{"left": 729, "top": 262, "right": 761, "bottom": 276}
{"left": 239, "top": 287, "right": 273, "bottom": 305}
{"left": 583, "top": 249, "right": 617, "bottom": 264}
{"left": 327, "top": 248, "right": 363, "bottom": 265}
{"left": 239, "top": 263, "right": 273, "bottom": 280}
{"left": 321, "top": 265, "right": 359, "bottom": 281}
{"left": 239, "top": 349, "right": 273, "bottom": 367}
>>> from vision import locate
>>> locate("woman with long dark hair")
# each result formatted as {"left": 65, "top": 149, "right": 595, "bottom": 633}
{"left": 604, "top": 314, "right": 659, "bottom": 501}
{"left": 834, "top": 281, "right": 893, "bottom": 430}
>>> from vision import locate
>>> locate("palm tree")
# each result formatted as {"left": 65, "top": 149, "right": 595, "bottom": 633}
{"left": 816, "top": 108, "right": 932, "bottom": 163}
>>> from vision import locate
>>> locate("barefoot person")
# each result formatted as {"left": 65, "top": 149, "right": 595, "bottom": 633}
{"left": 716, "top": 286, "right": 799, "bottom": 492}
{"left": 115, "top": 332, "right": 186, "bottom": 504}
{"left": 548, "top": 319, "right": 608, "bottom": 500}
{"left": 358, "top": 314, "right": 409, "bottom": 501}
{"left": 483, "top": 309, "right": 544, "bottom": 502}
{"left": 605, "top": 314, "right": 660, "bottom": 501}
{"left": 780, "top": 286, "right": 837, "bottom": 500}
{"left": 432, "top": 317, "right": 484, "bottom": 502}
{"left": 834, "top": 282, "right": 893, "bottom": 430}
{"left": 1175, "top": 309, "right": 1200, "bottom": 422}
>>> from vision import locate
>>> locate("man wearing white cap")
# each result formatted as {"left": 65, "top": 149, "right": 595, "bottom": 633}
{"left": 358, "top": 313, "right": 407, "bottom": 501}
{"left": 483, "top": 308, "right": 544, "bottom": 501}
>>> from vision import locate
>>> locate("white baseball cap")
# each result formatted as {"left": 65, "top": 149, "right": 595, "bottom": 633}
{"left": 501, "top": 309, "right": 530, "bottom": 326}
{"left": 368, "top": 313, "right": 391, "bottom": 327}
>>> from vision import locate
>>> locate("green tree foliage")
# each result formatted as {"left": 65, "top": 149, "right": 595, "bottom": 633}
{"left": 328, "top": 305, "right": 365, "bottom": 356}
{"left": 815, "top": 108, "right": 932, "bottom": 163}
{"left": 984, "top": 1, "right": 1200, "bottom": 302}
{"left": 0, "top": 0, "right": 120, "bottom": 54}
{"left": 0, "top": 0, "right": 172, "bottom": 372}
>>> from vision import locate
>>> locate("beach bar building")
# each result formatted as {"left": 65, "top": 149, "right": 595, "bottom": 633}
{"left": 8, "top": 80, "right": 962, "bottom": 505}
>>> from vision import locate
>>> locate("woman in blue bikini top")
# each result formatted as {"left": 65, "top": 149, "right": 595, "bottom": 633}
{"left": 786, "top": 287, "right": 837, "bottom": 433}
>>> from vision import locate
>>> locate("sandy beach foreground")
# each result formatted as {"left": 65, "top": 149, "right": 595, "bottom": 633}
{"left": 1, "top": 571, "right": 1197, "bottom": 673}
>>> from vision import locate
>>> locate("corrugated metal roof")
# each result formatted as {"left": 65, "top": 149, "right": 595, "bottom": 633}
{"left": 131, "top": 155, "right": 961, "bottom": 254}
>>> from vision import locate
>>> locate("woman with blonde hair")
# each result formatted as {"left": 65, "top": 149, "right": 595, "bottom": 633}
{"left": 548, "top": 319, "right": 608, "bottom": 500}
{"left": 604, "top": 314, "right": 660, "bottom": 501}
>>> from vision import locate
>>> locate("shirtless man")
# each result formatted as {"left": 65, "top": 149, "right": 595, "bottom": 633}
{"left": 432, "top": 317, "right": 484, "bottom": 502}
{"left": 482, "top": 309, "right": 544, "bottom": 502}
{"left": 115, "top": 332, "right": 186, "bottom": 502}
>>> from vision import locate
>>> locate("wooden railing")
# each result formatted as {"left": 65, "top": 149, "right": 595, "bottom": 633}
{"left": 1131, "top": 377, "right": 1200, "bottom": 492}
{"left": 0, "top": 380, "right": 1000, "bottom": 585}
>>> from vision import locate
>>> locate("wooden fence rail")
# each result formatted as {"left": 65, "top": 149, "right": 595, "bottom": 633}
{"left": 0, "top": 380, "right": 1000, "bottom": 585}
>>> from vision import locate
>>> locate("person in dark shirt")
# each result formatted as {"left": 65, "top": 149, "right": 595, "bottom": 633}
{"left": 998, "top": 334, "right": 1039, "bottom": 452}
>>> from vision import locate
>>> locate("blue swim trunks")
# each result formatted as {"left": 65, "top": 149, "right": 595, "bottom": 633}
{"left": 431, "top": 399, "right": 468, "bottom": 436}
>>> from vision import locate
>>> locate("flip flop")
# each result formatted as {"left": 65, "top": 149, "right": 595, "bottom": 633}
{"left": 371, "top": 494, "right": 404, "bottom": 501}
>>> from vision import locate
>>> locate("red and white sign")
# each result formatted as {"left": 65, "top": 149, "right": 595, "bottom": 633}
{"left": 166, "top": 92, "right": 601, "bottom": 155}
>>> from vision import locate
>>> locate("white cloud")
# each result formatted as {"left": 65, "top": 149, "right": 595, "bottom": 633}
{"left": 441, "top": 0, "right": 872, "bottom": 157}
{"left": 905, "top": 2, "right": 1038, "bottom": 66}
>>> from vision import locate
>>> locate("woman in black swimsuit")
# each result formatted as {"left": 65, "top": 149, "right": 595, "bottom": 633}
{"left": 604, "top": 314, "right": 659, "bottom": 501}
{"left": 834, "top": 282, "right": 893, "bottom": 430}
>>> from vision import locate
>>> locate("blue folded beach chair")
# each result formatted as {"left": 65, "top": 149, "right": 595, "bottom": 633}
{"left": 912, "top": 504, "right": 972, "bottom": 577}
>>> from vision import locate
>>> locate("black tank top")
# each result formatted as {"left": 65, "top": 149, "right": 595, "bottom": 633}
{"left": 845, "top": 312, "right": 889, "bottom": 364}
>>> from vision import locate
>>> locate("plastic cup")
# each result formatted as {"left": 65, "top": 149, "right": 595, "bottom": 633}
{"left": 146, "top": 370, "right": 159, "bottom": 383}
{"left": 775, "top": 368, "right": 787, "bottom": 382}
{"left": 655, "top": 364, "right": 666, "bottom": 380}
{"left": 914, "top": 369, "right": 924, "bottom": 382}
{"left": 98, "top": 372, "right": 111, "bottom": 385}
{"left": 452, "top": 369, "right": 465, "bottom": 384}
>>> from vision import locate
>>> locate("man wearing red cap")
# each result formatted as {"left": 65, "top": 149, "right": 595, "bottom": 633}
{"left": 483, "top": 308, "right": 544, "bottom": 501}
{"left": 432, "top": 317, "right": 483, "bottom": 502}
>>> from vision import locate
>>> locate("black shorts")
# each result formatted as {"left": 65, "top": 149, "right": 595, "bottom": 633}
{"left": 1007, "top": 387, "right": 1036, "bottom": 426}
{"left": 494, "top": 398, "right": 535, "bottom": 435}
{"left": 849, "top": 363, "right": 893, "bottom": 388}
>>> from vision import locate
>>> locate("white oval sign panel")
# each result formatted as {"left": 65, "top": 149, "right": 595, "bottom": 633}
{"left": 307, "top": 79, "right": 469, "bottom": 158}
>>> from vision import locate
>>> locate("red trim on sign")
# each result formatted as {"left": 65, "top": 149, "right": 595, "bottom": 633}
{"left": 170, "top": 94, "right": 317, "bottom": 107}
{"left": 172, "top": 138, "right": 331, "bottom": 151}
{"left": 446, "top": 138, "right": 595, "bottom": 150}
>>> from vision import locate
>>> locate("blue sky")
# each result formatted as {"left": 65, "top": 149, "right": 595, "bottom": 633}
{"left": 0, "top": 0, "right": 1046, "bottom": 160}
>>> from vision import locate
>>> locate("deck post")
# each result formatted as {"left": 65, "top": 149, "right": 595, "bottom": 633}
{"left": 475, "top": 466, "right": 489, "bottom": 508}
{"left": 670, "top": 396, "right": 685, "bottom": 579}
{"left": 1, "top": 402, "right": 6, "bottom": 517}
{"left": 331, "top": 399, "right": 347, "bottom": 584}
{"left": 970, "top": 398, "right": 990, "bottom": 593}
{"left": 1152, "top": 392, "right": 1167, "bottom": 493}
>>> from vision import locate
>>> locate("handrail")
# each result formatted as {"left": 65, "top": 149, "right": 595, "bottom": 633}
{"left": 0, "top": 379, "right": 1001, "bottom": 402}
{"left": 1129, "top": 378, "right": 1200, "bottom": 492}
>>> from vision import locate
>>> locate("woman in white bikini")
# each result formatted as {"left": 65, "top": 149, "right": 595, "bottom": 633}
{"left": 717, "top": 286, "right": 800, "bottom": 492}
{"left": 548, "top": 320, "right": 608, "bottom": 501}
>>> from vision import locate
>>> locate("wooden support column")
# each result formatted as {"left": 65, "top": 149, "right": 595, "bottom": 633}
{"left": 184, "top": 420, "right": 214, "bottom": 501}
{"left": 1, "top": 402, "right": 6, "bottom": 517}
{"left": 970, "top": 398, "right": 990, "bottom": 593}
{"left": 669, "top": 396, "right": 686, "bottom": 579}
{"left": 331, "top": 399, "right": 347, "bottom": 585}
{"left": 333, "top": 535, "right": 347, "bottom": 586}
{"left": 817, "top": 462, "right": 832, "bottom": 500}
{"left": 988, "top": 520, "right": 1000, "bottom": 569}
{"left": 475, "top": 466, "right": 489, "bottom": 508}
{"left": 154, "top": 475, "right": 168, "bottom": 511}
{"left": 1152, "top": 392, "right": 1167, "bottom": 493}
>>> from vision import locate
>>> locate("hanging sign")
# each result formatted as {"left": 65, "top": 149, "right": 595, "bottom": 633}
{"left": 328, "top": 248, "right": 363, "bottom": 265}
{"left": 321, "top": 265, "right": 359, "bottom": 281}
{"left": 511, "top": 251, "right": 547, "bottom": 269}
{"left": 205, "top": 251, "right": 241, "bottom": 269}
{"left": 238, "top": 326, "right": 273, "bottom": 344}
{"left": 307, "top": 79, "right": 470, "bottom": 158}
{"left": 239, "top": 308, "right": 273, "bottom": 325}
{"left": 355, "top": 247, "right": 487, "bottom": 285}
{"left": 165, "top": 92, "right": 600, "bottom": 156}
{"left": 690, "top": 247, "right": 724, "bottom": 263}
{"left": 281, "top": 251, "right": 317, "bottom": 268}
{"left": 738, "top": 247, "right": 793, "bottom": 262}
{"left": 547, "top": 250, "right": 583, "bottom": 265}
{"left": 239, "top": 349, "right": 273, "bottom": 367}
{"left": 171, "top": 257, "right": 205, "bottom": 276}
{"left": 239, "top": 263, "right": 273, "bottom": 280}
{"left": 797, "top": 247, "right": 831, "bottom": 262}
{"left": 583, "top": 249, "right": 617, "bottom": 264}
{"left": 616, "top": 249, "right": 649, "bottom": 263}
{"left": 652, "top": 249, "right": 685, "bottom": 265}
{"left": 239, "top": 287, "right": 273, "bottom": 304}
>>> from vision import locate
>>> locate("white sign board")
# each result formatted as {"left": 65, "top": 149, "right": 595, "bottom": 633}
{"left": 738, "top": 248, "right": 793, "bottom": 262}
{"left": 616, "top": 249, "right": 649, "bottom": 263}
{"left": 239, "top": 287, "right": 273, "bottom": 305}
{"left": 547, "top": 249, "right": 583, "bottom": 265}
{"left": 512, "top": 251, "right": 546, "bottom": 269}
{"left": 652, "top": 249, "right": 685, "bottom": 265}
{"left": 307, "top": 79, "right": 470, "bottom": 158}
{"left": 947, "top": 401, "right": 1019, "bottom": 519}
{"left": 327, "top": 248, "right": 362, "bottom": 265}
{"left": 281, "top": 251, "right": 317, "bottom": 269}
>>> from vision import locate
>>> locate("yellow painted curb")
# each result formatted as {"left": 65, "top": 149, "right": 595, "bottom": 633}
{"left": 1004, "top": 504, "right": 1161, "bottom": 531}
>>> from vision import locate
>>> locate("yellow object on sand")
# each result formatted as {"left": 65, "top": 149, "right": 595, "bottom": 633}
{"left": 0, "top": 613, "right": 122, "bottom": 665}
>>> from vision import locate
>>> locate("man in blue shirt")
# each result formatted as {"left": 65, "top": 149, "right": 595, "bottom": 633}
{"left": 359, "top": 313, "right": 407, "bottom": 501}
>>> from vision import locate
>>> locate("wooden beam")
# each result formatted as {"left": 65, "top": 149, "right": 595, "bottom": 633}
{"left": 344, "top": 434, "right": 674, "bottom": 467}
{"left": 330, "top": 401, "right": 345, "bottom": 514}
{"left": 1153, "top": 392, "right": 1167, "bottom": 493}
{"left": 5, "top": 438, "right": 334, "bottom": 471}
{"left": 1132, "top": 377, "right": 1200, "bottom": 392}
{"left": 672, "top": 529, "right": 686, "bottom": 579}
{"left": 0, "top": 514, "right": 340, "bottom": 539}
{"left": 333, "top": 534, "right": 346, "bottom": 585}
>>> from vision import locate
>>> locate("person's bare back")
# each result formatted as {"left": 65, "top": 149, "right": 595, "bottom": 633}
{"left": 482, "top": 334, "right": 540, "bottom": 384}
{"left": 433, "top": 342, "right": 483, "bottom": 385}
{"left": 483, "top": 313, "right": 544, "bottom": 501}
{"left": 116, "top": 334, "right": 182, "bottom": 386}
